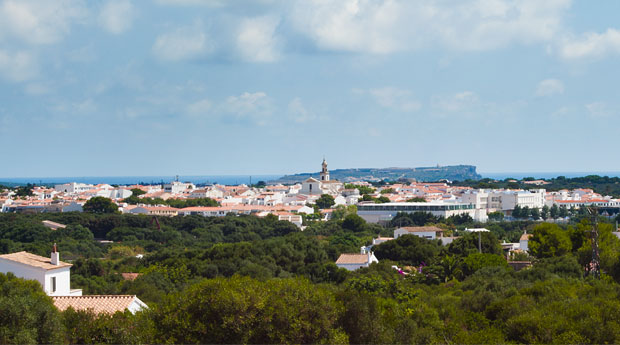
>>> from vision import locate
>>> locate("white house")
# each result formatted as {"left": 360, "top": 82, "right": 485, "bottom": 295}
{"left": 163, "top": 181, "right": 195, "bottom": 194}
{"left": 394, "top": 226, "right": 444, "bottom": 240}
{"left": 335, "top": 251, "right": 379, "bottom": 271}
{"left": 54, "top": 182, "right": 93, "bottom": 194}
{"left": 0, "top": 247, "right": 82, "bottom": 296}
{"left": 0, "top": 248, "right": 148, "bottom": 315}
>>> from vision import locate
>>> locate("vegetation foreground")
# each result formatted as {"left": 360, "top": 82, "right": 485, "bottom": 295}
{"left": 1, "top": 210, "right": 620, "bottom": 344}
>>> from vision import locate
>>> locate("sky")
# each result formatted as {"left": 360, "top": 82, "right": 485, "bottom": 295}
{"left": 1, "top": 0, "right": 620, "bottom": 177}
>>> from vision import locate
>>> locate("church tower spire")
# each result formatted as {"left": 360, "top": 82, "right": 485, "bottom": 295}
{"left": 320, "top": 158, "right": 330, "bottom": 181}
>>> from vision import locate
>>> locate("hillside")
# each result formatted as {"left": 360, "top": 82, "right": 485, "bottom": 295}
{"left": 271, "top": 165, "right": 481, "bottom": 184}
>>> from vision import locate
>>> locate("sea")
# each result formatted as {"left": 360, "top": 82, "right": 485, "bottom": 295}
{"left": 2, "top": 172, "right": 620, "bottom": 186}
{"left": 480, "top": 172, "right": 620, "bottom": 180}
{"left": 0, "top": 175, "right": 282, "bottom": 186}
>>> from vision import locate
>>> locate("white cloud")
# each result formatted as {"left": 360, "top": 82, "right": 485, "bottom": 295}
{"left": 186, "top": 98, "right": 212, "bottom": 116}
{"left": 366, "top": 87, "right": 420, "bottom": 112}
{"left": 0, "top": 50, "right": 37, "bottom": 82}
{"left": 431, "top": 91, "right": 480, "bottom": 115}
{"left": 153, "top": 23, "right": 213, "bottom": 61}
{"left": 24, "top": 82, "right": 52, "bottom": 95}
{"left": 288, "top": 0, "right": 571, "bottom": 54}
{"left": 0, "top": 0, "right": 86, "bottom": 45}
{"left": 155, "top": 0, "right": 225, "bottom": 6}
{"left": 586, "top": 102, "right": 615, "bottom": 118}
{"left": 99, "top": 0, "right": 135, "bottom": 34}
{"left": 536, "top": 79, "right": 564, "bottom": 97}
{"left": 221, "top": 92, "right": 273, "bottom": 125}
{"left": 237, "top": 16, "right": 281, "bottom": 63}
{"left": 288, "top": 97, "right": 316, "bottom": 123}
{"left": 558, "top": 29, "right": 620, "bottom": 60}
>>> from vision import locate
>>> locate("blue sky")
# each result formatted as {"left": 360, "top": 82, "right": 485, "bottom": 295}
{"left": 1, "top": 0, "right": 619, "bottom": 177}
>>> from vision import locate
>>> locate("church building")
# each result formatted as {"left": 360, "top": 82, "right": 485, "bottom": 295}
{"left": 300, "top": 159, "right": 343, "bottom": 195}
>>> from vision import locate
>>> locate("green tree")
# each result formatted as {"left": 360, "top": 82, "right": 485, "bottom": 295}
{"left": 130, "top": 188, "right": 146, "bottom": 197}
{"left": 316, "top": 194, "right": 336, "bottom": 209}
{"left": 374, "top": 196, "right": 390, "bottom": 204}
{"left": 528, "top": 223, "right": 572, "bottom": 259}
{"left": 341, "top": 214, "right": 366, "bottom": 232}
{"left": 512, "top": 205, "right": 522, "bottom": 219}
{"left": 559, "top": 205, "right": 569, "bottom": 218}
{"left": 373, "top": 234, "right": 441, "bottom": 266}
{"left": 406, "top": 197, "right": 426, "bottom": 202}
{"left": 380, "top": 188, "right": 395, "bottom": 194}
{"left": 0, "top": 272, "right": 63, "bottom": 344}
{"left": 148, "top": 276, "right": 347, "bottom": 344}
{"left": 487, "top": 211, "right": 504, "bottom": 222}
{"left": 550, "top": 204, "right": 559, "bottom": 219}
{"left": 541, "top": 205, "right": 550, "bottom": 220}
{"left": 530, "top": 207, "right": 540, "bottom": 220}
{"left": 462, "top": 253, "right": 509, "bottom": 276}
{"left": 83, "top": 197, "right": 118, "bottom": 214}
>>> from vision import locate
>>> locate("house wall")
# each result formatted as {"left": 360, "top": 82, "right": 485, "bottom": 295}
{"left": 394, "top": 229, "right": 436, "bottom": 240}
{"left": 0, "top": 260, "right": 71, "bottom": 295}
{"left": 45, "top": 267, "right": 71, "bottom": 296}
{"left": 0, "top": 259, "right": 46, "bottom": 287}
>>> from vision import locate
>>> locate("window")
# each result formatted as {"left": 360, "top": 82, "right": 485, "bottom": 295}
{"left": 51, "top": 277, "right": 56, "bottom": 293}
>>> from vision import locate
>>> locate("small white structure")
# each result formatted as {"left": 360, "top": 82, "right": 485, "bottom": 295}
{"left": 520, "top": 232, "right": 533, "bottom": 252}
{"left": 372, "top": 236, "right": 394, "bottom": 245}
{"left": 163, "top": 181, "right": 195, "bottom": 194}
{"left": 0, "top": 246, "right": 82, "bottom": 296}
{"left": 42, "top": 220, "right": 67, "bottom": 230}
{"left": 394, "top": 226, "right": 444, "bottom": 240}
{"left": 335, "top": 248, "right": 379, "bottom": 271}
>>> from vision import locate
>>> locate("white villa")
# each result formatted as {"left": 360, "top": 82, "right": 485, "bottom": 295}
{"left": 394, "top": 226, "right": 445, "bottom": 240}
{"left": 335, "top": 248, "right": 379, "bottom": 271}
{"left": 0, "top": 246, "right": 147, "bottom": 314}
{"left": 0, "top": 246, "right": 82, "bottom": 296}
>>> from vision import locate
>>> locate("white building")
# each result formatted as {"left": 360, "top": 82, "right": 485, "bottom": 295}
{"left": 163, "top": 181, "right": 196, "bottom": 194}
{"left": 372, "top": 237, "right": 394, "bottom": 245}
{"left": 520, "top": 233, "right": 533, "bottom": 252}
{"left": 394, "top": 226, "right": 444, "bottom": 240}
{"left": 299, "top": 159, "right": 344, "bottom": 196}
{"left": 0, "top": 248, "right": 82, "bottom": 296}
{"left": 335, "top": 250, "right": 379, "bottom": 271}
{"left": 54, "top": 182, "right": 93, "bottom": 194}
{"left": 357, "top": 201, "right": 486, "bottom": 223}
{"left": 460, "top": 189, "right": 546, "bottom": 214}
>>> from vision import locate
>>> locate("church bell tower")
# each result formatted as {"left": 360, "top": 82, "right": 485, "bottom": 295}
{"left": 320, "top": 158, "right": 330, "bottom": 181}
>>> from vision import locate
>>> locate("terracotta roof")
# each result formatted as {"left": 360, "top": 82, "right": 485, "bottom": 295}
{"left": 398, "top": 226, "right": 444, "bottom": 233}
{"left": 121, "top": 273, "right": 141, "bottom": 281}
{"left": 520, "top": 233, "right": 533, "bottom": 241}
{"left": 336, "top": 253, "right": 370, "bottom": 265}
{"left": 52, "top": 295, "right": 141, "bottom": 314}
{"left": 42, "top": 220, "right": 67, "bottom": 229}
{"left": 0, "top": 251, "right": 71, "bottom": 270}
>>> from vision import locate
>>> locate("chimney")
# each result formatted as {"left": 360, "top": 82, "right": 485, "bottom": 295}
{"left": 51, "top": 243, "right": 59, "bottom": 265}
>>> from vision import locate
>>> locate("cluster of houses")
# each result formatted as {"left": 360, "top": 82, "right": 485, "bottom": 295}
{"left": 335, "top": 226, "right": 535, "bottom": 271}
{"left": 2, "top": 160, "right": 620, "bottom": 229}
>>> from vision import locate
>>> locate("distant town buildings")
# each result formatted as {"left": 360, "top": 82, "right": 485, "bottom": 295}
{"left": 2, "top": 160, "right": 620, "bottom": 229}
